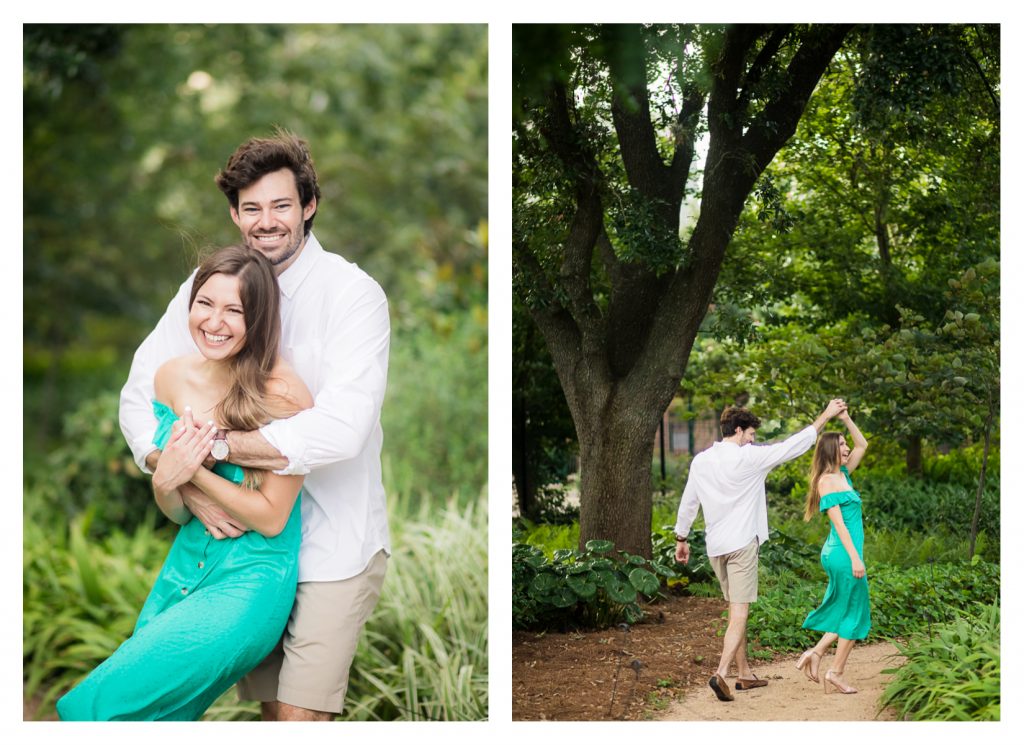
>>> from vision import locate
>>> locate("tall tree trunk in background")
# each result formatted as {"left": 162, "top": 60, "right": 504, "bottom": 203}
{"left": 905, "top": 435, "right": 923, "bottom": 476}
{"left": 969, "top": 393, "right": 995, "bottom": 557}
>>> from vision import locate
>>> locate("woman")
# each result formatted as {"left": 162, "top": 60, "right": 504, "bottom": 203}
{"left": 57, "top": 245, "right": 313, "bottom": 720}
{"left": 794, "top": 407, "right": 869, "bottom": 694}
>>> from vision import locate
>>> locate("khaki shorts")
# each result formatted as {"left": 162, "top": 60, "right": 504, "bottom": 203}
{"left": 709, "top": 538, "right": 760, "bottom": 603}
{"left": 237, "top": 550, "right": 388, "bottom": 714}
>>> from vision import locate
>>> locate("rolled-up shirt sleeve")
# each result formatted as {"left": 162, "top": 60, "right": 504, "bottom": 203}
{"left": 260, "top": 279, "right": 390, "bottom": 475}
{"left": 119, "top": 273, "right": 198, "bottom": 473}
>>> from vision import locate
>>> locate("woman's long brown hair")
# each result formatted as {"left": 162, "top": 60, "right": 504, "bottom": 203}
{"left": 190, "top": 245, "right": 282, "bottom": 488}
{"left": 804, "top": 432, "right": 843, "bottom": 521}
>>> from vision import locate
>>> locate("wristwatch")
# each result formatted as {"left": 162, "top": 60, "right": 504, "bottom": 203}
{"left": 674, "top": 534, "right": 688, "bottom": 543}
{"left": 211, "top": 430, "right": 230, "bottom": 462}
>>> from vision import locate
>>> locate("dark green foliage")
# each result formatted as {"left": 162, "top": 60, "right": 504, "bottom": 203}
{"left": 33, "top": 392, "right": 156, "bottom": 536}
{"left": 868, "top": 559, "right": 999, "bottom": 637}
{"left": 758, "top": 527, "right": 820, "bottom": 575}
{"left": 856, "top": 472, "right": 999, "bottom": 551}
{"left": 512, "top": 296, "right": 577, "bottom": 519}
{"left": 880, "top": 603, "right": 999, "bottom": 721}
{"left": 512, "top": 538, "right": 679, "bottom": 630}
{"left": 382, "top": 313, "right": 487, "bottom": 503}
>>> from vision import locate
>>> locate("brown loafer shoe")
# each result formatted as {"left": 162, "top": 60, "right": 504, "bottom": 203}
{"left": 709, "top": 674, "right": 734, "bottom": 701}
{"left": 735, "top": 674, "right": 768, "bottom": 690}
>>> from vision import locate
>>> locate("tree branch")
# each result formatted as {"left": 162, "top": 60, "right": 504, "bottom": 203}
{"left": 963, "top": 29, "right": 999, "bottom": 118}
{"left": 536, "top": 80, "right": 605, "bottom": 329}
{"left": 602, "top": 25, "right": 676, "bottom": 205}
{"left": 742, "top": 25, "right": 853, "bottom": 171}
{"left": 736, "top": 25, "right": 793, "bottom": 113}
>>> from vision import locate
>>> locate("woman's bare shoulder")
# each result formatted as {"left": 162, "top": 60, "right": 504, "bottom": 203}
{"left": 817, "top": 471, "right": 849, "bottom": 492}
{"left": 154, "top": 354, "right": 202, "bottom": 402}
{"left": 266, "top": 360, "right": 314, "bottom": 413}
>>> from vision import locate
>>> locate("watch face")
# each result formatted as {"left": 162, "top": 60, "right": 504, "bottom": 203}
{"left": 211, "top": 439, "right": 229, "bottom": 461}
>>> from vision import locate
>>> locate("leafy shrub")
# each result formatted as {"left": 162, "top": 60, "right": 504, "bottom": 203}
{"left": 382, "top": 314, "right": 487, "bottom": 503}
{"left": 652, "top": 526, "right": 714, "bottom": 586}
{"left": 856, "top": 473, "right": 999, "bottom": 556}
{"left": 512, "top": 539, "right": 678, "bottom": 630}
{"left": 33, "top": 391, "right": 156, "bottom": 536}
{"left": 758, "top": 527, "right": 820, "bottom": 576}
{"left": 513, "top": 521, "right": 580, "bottom": 557}
{"left": 516, "top": 484, "right": 580, "bottom": 525}
{"left": 880, "top": 603, "right": 999, "bottom": 721}
{"left": 868, "top": 558, "right": 999, "bottom": 637}
{"left": 23, "top": 509, "right": 169, "bottom": 716}
{"left": 923, "top": 444, "right": 999, "bottom": 488}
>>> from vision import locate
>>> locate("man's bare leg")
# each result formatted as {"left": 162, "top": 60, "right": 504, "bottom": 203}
{"left": 716, "top": 602, "right": 749, "bottom": 679}
{"left": 276, "top": 702, "right": 333, "bottom": 721}
{"left": 733, "top": 628, "right": 752, "bottom": 679}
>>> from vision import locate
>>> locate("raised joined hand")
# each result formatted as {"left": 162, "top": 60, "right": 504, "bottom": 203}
{"left": 824, "top": 398, "right": 847, "bottom": 419}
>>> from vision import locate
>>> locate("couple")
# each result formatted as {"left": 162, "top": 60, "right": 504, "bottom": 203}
{"left": 674, "top": 399, "right": 870, "bottom": 702}
{"left": 57, "top": 131, "right": 390, "bottom": 721}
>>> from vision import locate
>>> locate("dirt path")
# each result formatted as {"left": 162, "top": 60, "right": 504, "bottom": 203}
{"left": 658, "top": 641, "right": 904, "bottom": 721}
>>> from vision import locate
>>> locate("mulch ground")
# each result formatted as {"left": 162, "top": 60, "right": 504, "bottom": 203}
{"left": 512, "top": 593, "right": 734, "bottom": 721}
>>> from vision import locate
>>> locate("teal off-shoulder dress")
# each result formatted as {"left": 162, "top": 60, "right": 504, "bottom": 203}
{"left": 801, "top": 466, "right": 871, "bottom": 640}
{"left": 57, "top": 401, "right": 301, "bottom": 721}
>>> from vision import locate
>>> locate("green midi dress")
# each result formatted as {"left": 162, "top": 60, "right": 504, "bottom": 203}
{"left": 57, "top": 401, "right": 301, "bottom": 720}
{"left": 801, "top": 466, "right": 871, "bottom": 640}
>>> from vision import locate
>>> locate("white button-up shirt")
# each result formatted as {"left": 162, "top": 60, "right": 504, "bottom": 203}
{"left": 673, "top": 425, "right": 817, "bottom": 557}
{"left": 119, "top": 234, "right": 391, "bottom": 582}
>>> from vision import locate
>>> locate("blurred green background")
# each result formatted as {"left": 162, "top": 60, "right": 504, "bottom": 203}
{"left": 23, "top": 24, "right": 487, "bottom": 720}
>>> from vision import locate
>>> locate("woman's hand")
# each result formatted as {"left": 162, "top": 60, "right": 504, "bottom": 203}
{"left": 153, "top": 407, "right": 216, "bottom": 493}
{"left": 824, "top": 398, "right": 847, "bottom": 419}
{"left": 851, "top": 555, "right": 866, "bottom": 579}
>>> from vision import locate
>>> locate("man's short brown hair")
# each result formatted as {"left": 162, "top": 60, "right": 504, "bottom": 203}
{"left": 215, "top": 128, "right": 321, "bottom": 236}
{"left": 720, "top": 406, "right": 761, "bottom": 437}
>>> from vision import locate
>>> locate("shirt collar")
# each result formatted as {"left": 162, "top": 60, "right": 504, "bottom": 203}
{"left": 276, "top": 232, "right": 322, "bottom": 299}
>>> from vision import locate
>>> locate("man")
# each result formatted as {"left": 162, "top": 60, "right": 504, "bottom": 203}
{"left": 120, "top": 130, "right": 390, "bottom": 721}
{"left": 674, "top": 399, "right": 846, "bottom": 702}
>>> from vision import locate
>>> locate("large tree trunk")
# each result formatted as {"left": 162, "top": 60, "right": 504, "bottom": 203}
{"left": 576, "top": 409, "right": 657, "bottom": 557}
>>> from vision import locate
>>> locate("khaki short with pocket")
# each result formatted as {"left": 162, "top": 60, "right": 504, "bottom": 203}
{"left": 708, "top": 537, "right": 760, "bottom": 603}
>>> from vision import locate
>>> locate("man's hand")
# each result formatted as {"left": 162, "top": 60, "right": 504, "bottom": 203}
{"left": 675, "top": 539, "right": 690, "bottom": 564}
{"left": 178, "top": 482, "right": 249, "bottom": 540}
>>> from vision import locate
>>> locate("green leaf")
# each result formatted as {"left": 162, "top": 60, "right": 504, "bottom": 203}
{"left": 604, "top": 575, "right": 638, "bottom": 605}
{"left": 585, "top": 539, "right": 615, "bottom": 554}
{"left": 565, "top": 574, "right": 597, "bottom": 600}
{"left": 527, "top": 573, "right": 559, "bottom": 598}
{"left": 628, "top": 567, "right": 660, "bottom": 595}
